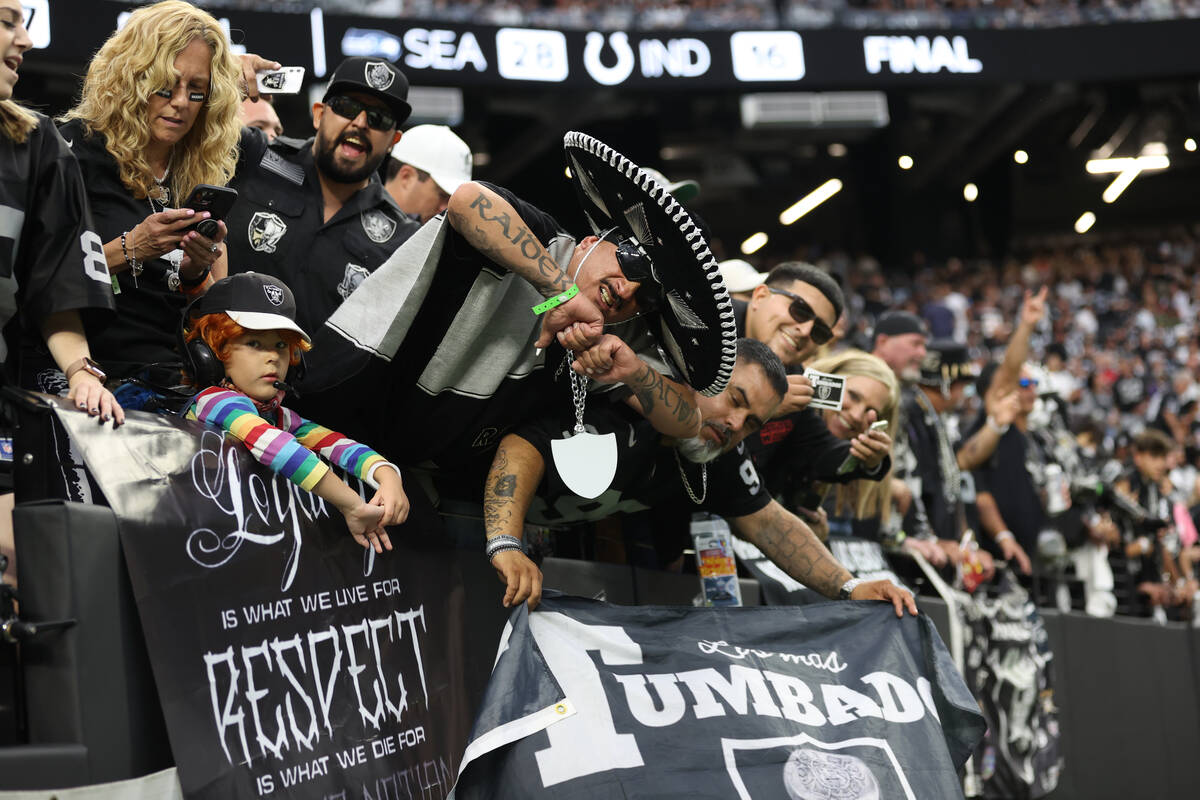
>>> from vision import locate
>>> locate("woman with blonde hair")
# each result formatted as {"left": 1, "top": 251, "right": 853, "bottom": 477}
{"left": 57, "top": 0, "right": 251, "bottom": 382}
{"left": 796, "top": 349, "right": 900, "bottom": 540}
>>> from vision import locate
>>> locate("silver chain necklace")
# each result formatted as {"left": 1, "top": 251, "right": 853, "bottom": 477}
{"left": 673, "top": 446, "right": 708, "bottom": 504}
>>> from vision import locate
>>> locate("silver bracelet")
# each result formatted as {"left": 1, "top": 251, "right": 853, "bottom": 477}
{"left": 486, "top": 534, "right": 524, "bottom": 559}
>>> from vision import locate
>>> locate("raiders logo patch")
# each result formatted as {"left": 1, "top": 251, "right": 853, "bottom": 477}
{"left": 337, "top": 263, "right": 370, "bottom": 299}
{"left": 263, "top": 284, "right": 284, "bottom": 306}
{"left": 360, "top": 209, "right": 397, "bottom": 243}
{"left": 364, "top": 61, "right": 395, "bottom": 91}
{"left": 248, "top": 211, "right": 287, "bottom": 254}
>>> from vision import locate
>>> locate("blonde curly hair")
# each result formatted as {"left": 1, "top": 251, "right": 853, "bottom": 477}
{"left": 60, "top": 0, "right": 241, "bottom": 202}
{"left": 805, "top": 349, "right": 900, "bottom": 522}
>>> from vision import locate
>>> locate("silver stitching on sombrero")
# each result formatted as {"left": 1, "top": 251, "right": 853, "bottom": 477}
{"left": 563, "top": 131, "right": 737, "bottom": 396}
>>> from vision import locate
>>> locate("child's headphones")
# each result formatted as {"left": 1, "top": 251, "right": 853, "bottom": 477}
{"left": 178, "top": 294, "right": 307, "bottom": 390}
{"left": 179, "top": 294, "right": 225, "bottom": 389}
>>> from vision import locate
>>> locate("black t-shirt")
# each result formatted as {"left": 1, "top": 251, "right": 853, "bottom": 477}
{"left": 517, "top": 400, "right": 770, "bottom": 530}
{"left": 901, "top": 388, "right": 962, "bottom": 540}
{"left": 295, "top": 183, "right": 571, "bottom": 473}
{"left": 970, "top": 419, "right": 1046, "bottom": 553}
{"left": 225, "top": 130, "right": 420, "bottom": 333}
{"left": 58, "top": 119, "right": 202, "bottom": 378}
{"left": 1, "top": 114, "right": 114, "bottom": 379}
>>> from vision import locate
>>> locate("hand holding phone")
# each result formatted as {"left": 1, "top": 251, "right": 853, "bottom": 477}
{"left": 182, "top": 184, "right": 238, "bottom": 238}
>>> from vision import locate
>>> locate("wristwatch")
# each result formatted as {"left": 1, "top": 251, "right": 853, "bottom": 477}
{"left": 838, "top": 577, "right": 865, "bottom": 600}
{"left": 64, "top": 357, "right": 107, "bottom": 384}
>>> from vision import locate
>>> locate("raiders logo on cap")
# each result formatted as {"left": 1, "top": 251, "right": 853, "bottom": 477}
{"left": 263, "top": 284, "right": 284, "bottom": 306}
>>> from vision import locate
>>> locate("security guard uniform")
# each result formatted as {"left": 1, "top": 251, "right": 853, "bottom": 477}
{"left": 225, "top": 130, "right": 420, "bottom": 332}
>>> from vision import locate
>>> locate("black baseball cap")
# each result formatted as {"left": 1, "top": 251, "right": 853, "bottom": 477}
{"left": 189, "top": 272, "right": 310, "bottom": 344}
{"left": 919, "top": 338, "right": 977, "bottom": 386}
{"left": 322, "top": 57, "right": 411, "bottom": 126}
{"left": 873, "top": 310, "right": 929, "bottom": 341}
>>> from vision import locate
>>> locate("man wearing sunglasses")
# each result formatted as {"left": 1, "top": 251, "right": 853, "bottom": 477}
{"left": 737, "top": 263, "right": 893, "bottom": 518}
{"left": 225, "top": 57, "right": 419, "bottom": 332}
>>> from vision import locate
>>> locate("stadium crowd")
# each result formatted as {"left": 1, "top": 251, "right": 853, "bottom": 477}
{"left": 0, "top": 0, "right": 1194, "bottom": 632}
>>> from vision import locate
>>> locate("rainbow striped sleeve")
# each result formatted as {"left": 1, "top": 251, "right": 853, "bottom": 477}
{"left": 279, "top": 406, "right": 387, "bottom": 483}
{"left": 188, "top": 387, "right": 330, "bottom": 492}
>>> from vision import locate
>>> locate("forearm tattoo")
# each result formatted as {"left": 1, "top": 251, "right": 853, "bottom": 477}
{"left": 747, "top": 503, "right": 851, "bottom": 599}
{"left": 629, "top": 363, "right": 700, "bottom": 429}
{"left": 451, "top": 191, "right": 571, "bottom": 296}
{"left": 483, "top": 448, "right": 520, "bottom": 538}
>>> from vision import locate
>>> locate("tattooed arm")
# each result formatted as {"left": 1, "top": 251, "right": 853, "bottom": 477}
{"left": 571, "top": 334, "right": 702, "bottom": 438}
{"left": 730, "top": 499, "right": 917, "bottom": 616}
{"left": 483, "top": 434, "right": 546, "bottom": 609}
{"left": 447, "top": 182, "right": 605, "bottom": 349}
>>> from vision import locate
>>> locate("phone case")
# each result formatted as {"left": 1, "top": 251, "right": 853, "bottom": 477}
{"left": 256, "top": 67, "right": 305, "bottom": 94}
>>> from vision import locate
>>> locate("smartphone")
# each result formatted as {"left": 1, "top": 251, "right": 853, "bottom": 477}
{"left": 182, "top": 184, "right": 238, "bottom": 238}
{"left": 256, "top": 67, "right": 305, "bottom": 94}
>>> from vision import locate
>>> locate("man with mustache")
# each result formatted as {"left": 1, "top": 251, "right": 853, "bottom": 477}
{"left": 225, "top": 57, "right": 419, "bottom": 332}
{"left": 481, "top": 336, "right": 917, "bottom": 617}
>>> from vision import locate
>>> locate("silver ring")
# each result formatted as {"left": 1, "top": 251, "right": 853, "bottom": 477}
{"left": 209, "top": 243, "right": 220, "bottom": 254}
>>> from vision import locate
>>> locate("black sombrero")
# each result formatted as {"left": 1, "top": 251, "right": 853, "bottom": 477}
{"left": 563, "top": 131, "right": 736, "bottom": 397}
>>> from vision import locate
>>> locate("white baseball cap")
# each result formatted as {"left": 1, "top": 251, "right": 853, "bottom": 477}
{"left": 718, "top": 259, "right": 767, "bottom": 293}
{"left": 389, "top": 124, "right": 472, "bottom": 195}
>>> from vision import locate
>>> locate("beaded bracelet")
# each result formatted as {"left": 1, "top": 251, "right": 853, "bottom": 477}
{"left": 486, "top": 534, "right": 524, "bottom": 560}
{"left": 121, "top": 230, "right": 144, "bottom": 282}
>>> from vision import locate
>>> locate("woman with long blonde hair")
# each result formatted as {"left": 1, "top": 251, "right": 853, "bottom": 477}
{"left": 56, "top": 0, "right": 247, "bottom": 381}
{"left": 799, "top": 349, "right": 900, "bottom": 539}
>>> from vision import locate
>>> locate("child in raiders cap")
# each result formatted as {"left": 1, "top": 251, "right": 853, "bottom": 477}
{"left": 181, "top": 272, "right": 408, "bottom": 552}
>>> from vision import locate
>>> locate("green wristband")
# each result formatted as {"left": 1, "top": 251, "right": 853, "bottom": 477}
{"left": 531, "top": 284, "right": 579, "bottom": 315}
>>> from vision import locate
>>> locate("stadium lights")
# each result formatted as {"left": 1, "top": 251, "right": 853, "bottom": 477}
{"left": 897, "top": 155, "right": 913, "bottom": 170}
{"left": 1013, "top": 150, "right": 1029, "bottom": 164}
{"left": 963, "top": 183, "right": 979, "bottom": 202}
{"left": 1186, "top": 138, "right": 1197, "bottom": 152}
{"left": 828, "top": 143, "right": 848, "bottom": 158}
{"left": 1085, "top": 153, "right": 1169, "bottom": 203}
{"left": 1074, "top": 212, "right": 1096, "bottom": 234}
{"left": 779, "top": 179, "right": 843, "bottom": 225}
{"left": 741, "top": 232, "right": 769, "bottom": 255}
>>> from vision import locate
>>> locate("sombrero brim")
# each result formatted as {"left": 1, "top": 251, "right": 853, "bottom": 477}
{"left": 563, "top": 131, "right": 736, "bottom": 397}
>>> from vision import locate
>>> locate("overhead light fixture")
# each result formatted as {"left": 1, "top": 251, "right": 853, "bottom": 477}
{"left": 1186, "top": 138, "right": 1197, "bottom": 152}
{"left": 564, "top": 166, "right": 572, "bottom": 179}
{"left": 1074, "top": 212, "right": 1096, "bottom": 234}
{"left": 963, "top": 183, "right": 979, "bottom": 202}
{"left": 741, "top": 232, "right": 769, "bottom": 255}
{"left": 779, "top": 179, "right": 843, "bottom": 225}
{"left": 828, "top": 143, "right": 848, "bottom": 158}
{"left": 897, "top": 155, "right": 913, "bottom": 170}
{"left": 1013, "top": 150, "right": 1029, "bottom": 164}
{"left": 1085, "top": 153, "right": 1169, "bottom": 203}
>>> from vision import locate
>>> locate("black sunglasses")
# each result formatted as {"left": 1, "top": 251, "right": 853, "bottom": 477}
{"left": 767, "top": 287, "right": 835, "bottom": 345}
{"left": 324, "top": 95, "right": 396, "bottom": 131}
{"left": 613, "top": 237, "right": 660, "bottom": 311}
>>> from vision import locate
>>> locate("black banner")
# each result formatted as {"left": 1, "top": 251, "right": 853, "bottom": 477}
{"left": 25, "top": 0, "right": 1200, "bottom": 89}
{"left": 734, "top": 535, "right": 908, "bottom": 606}
{"left": 454, "top": 595, "right": 984, "bottom": 798}
{"left": 51, "top": 401, "right": 471, "bottom": 799}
